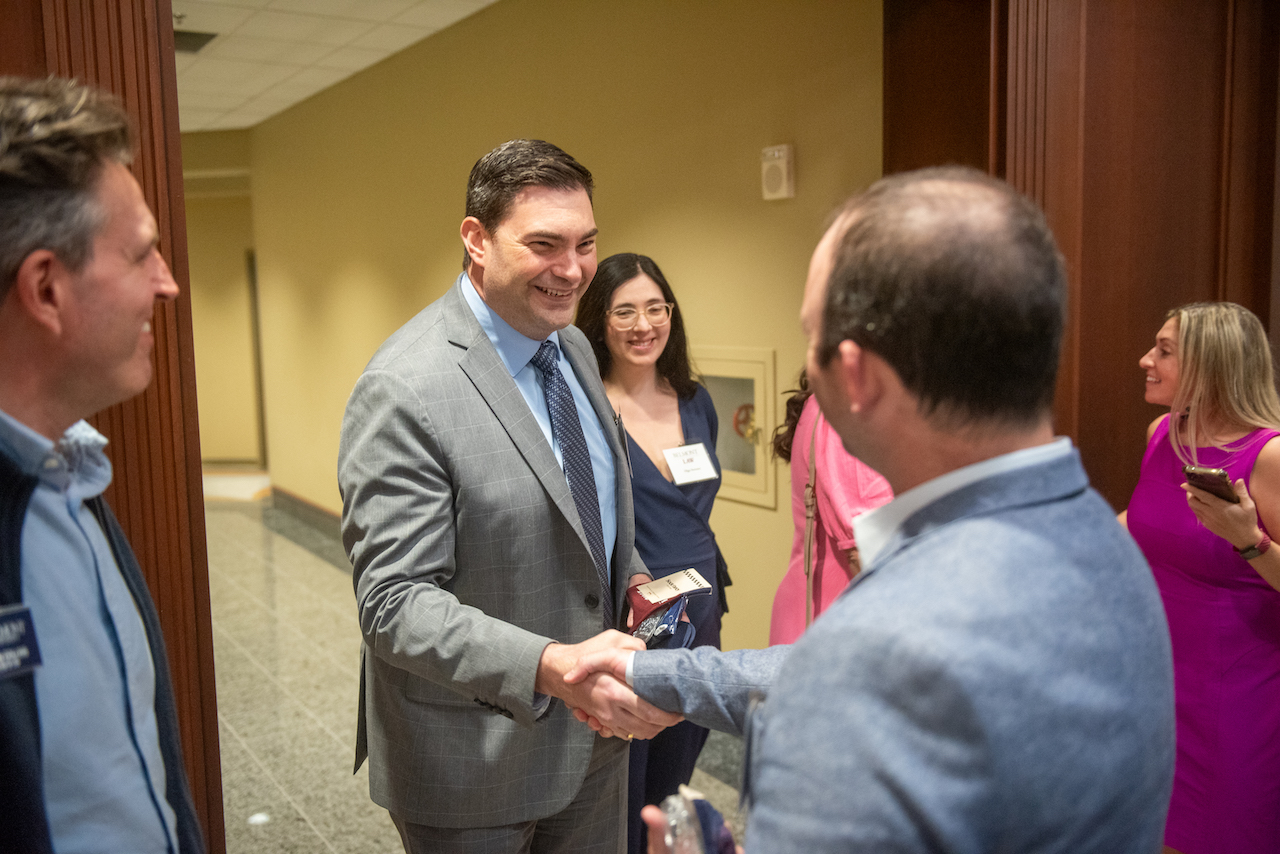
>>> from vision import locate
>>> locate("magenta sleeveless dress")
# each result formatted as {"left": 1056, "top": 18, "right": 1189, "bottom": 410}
{"left": 1127, "top": 416, "right": 1280, "bottom": 854}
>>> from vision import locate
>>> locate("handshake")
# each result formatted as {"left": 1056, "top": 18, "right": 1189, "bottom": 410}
{"left": 535, "top": 629, "right": 681, "bottom": 740}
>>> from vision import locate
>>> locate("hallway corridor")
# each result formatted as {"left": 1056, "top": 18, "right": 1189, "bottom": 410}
{"left": 204, "top": 482, "right": 743, "bottom": 853}
{"left": 206, "top": 495, "right": 401, "bottom": 852}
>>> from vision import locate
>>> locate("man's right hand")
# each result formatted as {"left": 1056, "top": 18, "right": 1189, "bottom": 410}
{"left": 535, "top": 630, "right": 681, "bottom": 740}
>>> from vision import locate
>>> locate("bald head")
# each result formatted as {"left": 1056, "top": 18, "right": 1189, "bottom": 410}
{"left": 818, "top": 167, "right": 1066, "bottom": 429}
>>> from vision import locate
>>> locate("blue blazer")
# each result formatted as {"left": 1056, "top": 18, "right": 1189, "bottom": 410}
{"left": 634, "top": 449, "right": 1175, "bottom": 853}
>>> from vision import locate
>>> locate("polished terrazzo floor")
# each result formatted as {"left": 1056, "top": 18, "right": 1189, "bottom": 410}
{"left": 204, "top": 481, "right": 743, "bottom": 853}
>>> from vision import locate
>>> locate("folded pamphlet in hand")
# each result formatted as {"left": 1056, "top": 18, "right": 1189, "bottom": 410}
{"left": 627, "top": 569, "right": 711, "bottom": 649}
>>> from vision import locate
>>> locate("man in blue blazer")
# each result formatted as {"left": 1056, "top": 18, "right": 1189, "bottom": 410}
{"left": 570, "top": 167, "right": 1176, "bottom": 853}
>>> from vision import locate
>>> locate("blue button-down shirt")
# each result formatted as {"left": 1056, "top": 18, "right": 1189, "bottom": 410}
{"left": 461, "top": 272, "right": 618, "bottom": 578}
{"left": 0, "top": 408, "right": 177, "bottom": 854}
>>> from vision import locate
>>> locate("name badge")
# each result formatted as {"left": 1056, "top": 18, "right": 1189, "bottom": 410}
{"left": 0, "top": 604, "right": 41, "bottom": 680}
{"left": 662, "top": 443, "right": 718, "bottom": 485}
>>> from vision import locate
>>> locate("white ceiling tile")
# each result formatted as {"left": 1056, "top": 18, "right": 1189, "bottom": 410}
{"left": 264, "top": 0, "right": 417, "bottom": 23}
{"left": 350, "top": 22, "right": 430, "bottom": 51}
{"left": 216, "top": 106, "right": 278, "bottom": 126}
{"left": 237, "top": 10, "right": 374, "bottom": 45}
{"left": 204, "top": 114, "right": 260, "bottom": 131}
{"left": 350, "top": 23, "right": 431, "bottom": 52}
{"left": 171, "top": 1, "right": 254, "bottom": 33}
{"left": 314, "top": 45, "right": 390, "bottom": 72}
{"left": 238, "top": 92, "right": 302, "bottom": 113}
{"left": 187, "top": 0, "right": 274, "bottom": 8}
{"left": 179, "top": 56, "right": 304, "bottom": 97}
{"left": 174, "top": 0, "right": 502, "bottom": 130}
{"left": 171, "top": 86, "right": 245, "bottom": 111}
{"left": 260, "top": 66, "right": 351, "bottom": 101}
{"left": 177, "top": 105, "right": 227, "bottom": 131}
{"left": 394, "top": 0, "right": 491, "bottom": 29}
{"left": 204, "top": 34, "right": 334, "bottom": 64}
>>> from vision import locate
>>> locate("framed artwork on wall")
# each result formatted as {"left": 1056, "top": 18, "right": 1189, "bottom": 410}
{"left": 695, "top": 345, "right": 776, "bottom": 509}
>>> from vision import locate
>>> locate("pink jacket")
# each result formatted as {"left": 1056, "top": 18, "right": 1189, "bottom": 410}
{"left": 769, "top": 395, "right": 893, "bottom": 645}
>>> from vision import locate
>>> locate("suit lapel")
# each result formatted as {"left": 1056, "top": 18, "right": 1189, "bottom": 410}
{"left": 444, "top": 285, "right": 590, "bottom": 548}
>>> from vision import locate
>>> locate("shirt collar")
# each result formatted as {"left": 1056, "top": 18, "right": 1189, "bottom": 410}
{"left": 853, "top": 436, "right": 1074, "bottom": 569}
{"left": 459, "top": 271, "right": 561, "bottom": 375}
{"left": 0, "top": 407, "right": 112, "bottom": 497}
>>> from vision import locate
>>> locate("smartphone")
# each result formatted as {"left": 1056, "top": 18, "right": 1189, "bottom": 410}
{"left": 1182, "top": 465, "right": 1240, "bottom": 503}
{"left": 658, "top": 788, "right": 706, "bottom": 854}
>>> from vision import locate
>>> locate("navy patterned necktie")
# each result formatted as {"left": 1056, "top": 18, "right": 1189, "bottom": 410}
{"left": 531, "top": 340, "right": 614, "bottom": 628}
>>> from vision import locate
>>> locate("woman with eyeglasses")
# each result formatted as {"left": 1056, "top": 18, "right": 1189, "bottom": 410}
{"left": 575, "top": 252, "right": 729, "bottom": 854}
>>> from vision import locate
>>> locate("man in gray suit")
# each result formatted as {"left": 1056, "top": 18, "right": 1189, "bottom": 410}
{"left": 338, "top": 139, "right": 679, "bottom": 854}
{"left": 570, "top": 167, "right": 1176, "bottom": 853}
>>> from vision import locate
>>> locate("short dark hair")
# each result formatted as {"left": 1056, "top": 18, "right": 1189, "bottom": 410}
{"left": 820, "top": 166, "right": 1065, "bottom": 428}
{"left": 0, "top": 76, "right": 133, "bottom": 302}
{"left": 575, "top": 253, "right": 698, "bottom": 400}
{"left": 462, "top": 139, "right": 593, "bottom": 269}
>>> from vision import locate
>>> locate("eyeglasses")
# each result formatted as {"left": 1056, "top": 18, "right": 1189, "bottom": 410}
{"left": 606, "top": 303, "right": 674, "bottom": 330}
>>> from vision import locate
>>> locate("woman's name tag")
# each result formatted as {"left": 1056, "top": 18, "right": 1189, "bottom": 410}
{"left": 663, "top": 443, "right": 718, "bottom": 485}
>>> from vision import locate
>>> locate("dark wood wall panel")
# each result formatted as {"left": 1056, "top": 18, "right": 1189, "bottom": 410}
{"left": 1070, "top": 0, "right": 1276, "bottom": 508}
{"left": 0, "top": 0, "right": 47, "bottom": 76}
{"left": 3, "top": 1, "right": 224, "bottom": 849}
{"left": 1007, "top": 0, "right": 1050, "bottom": 200}
{"left": 1220, "top": 0, "right": 1279, "bottom": 312}
{"left": 884, "top": 0, "right": 994, "bottom": 175}
{"left": 1071, "top": 2, "right": 1229, "bottom": 506}
{"left": 889, "top": 0, "right": 1278, "bottom": 510}
{"left": 1040, "top": 0, "right": 1086, "bottom": 442}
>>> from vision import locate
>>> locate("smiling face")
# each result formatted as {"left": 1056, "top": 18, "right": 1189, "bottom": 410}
{"left": 61, "top": 160, "right": 179, "bottom": 416}
{"left": 602, "top": 273, "right": 671, "bottom": 377}
{"left": 463, "top": 185, "right": 598, "bottom": 340}
{"left": 1139, "top": 316, "right": 1180, "bottom": 407}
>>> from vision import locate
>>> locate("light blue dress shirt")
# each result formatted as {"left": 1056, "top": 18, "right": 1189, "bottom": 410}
{"left": 461, "top": 272, "right": 618, "bottom": 578}
{"left": 0, "top": 408, "right": 177, "bottom": 854}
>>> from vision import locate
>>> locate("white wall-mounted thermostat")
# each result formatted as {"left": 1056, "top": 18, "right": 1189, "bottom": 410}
{"left": 761, "top": 144, "right": 795, "bottom": 200}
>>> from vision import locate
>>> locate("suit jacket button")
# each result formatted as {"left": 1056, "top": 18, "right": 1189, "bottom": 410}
{"left": 585, "top": 593, "right": 600, "bottom": 609}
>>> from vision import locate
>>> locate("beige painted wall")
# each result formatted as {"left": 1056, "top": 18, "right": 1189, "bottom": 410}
{"left": 183, "top": 129, "right": 261, "bottom": 464}
{"left": 246, "top": 0, "right": 883, "bottom": 649}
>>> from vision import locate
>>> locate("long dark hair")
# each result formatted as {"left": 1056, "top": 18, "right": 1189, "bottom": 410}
{"left": 772, "top": 370, "right": 812, "bottom": 463}
{"left": 576, "top": 253, "right": 698, "bottom": 400}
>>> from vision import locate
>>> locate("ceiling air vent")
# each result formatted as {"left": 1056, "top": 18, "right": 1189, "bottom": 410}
{"left": 174, "top": 30, "right": 217, "bottom": 54}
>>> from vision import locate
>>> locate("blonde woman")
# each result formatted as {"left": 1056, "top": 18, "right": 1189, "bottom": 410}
{"left": 1123, "top": 302, "right": 1280, "bottom": 854}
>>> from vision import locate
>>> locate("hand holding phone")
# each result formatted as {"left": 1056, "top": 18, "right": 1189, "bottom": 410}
{"left": 1183, "top": 465, "right": 1240, "bottom": 504}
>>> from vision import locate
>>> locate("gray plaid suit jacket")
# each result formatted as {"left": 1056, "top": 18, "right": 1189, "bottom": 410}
{"left": 338, "top": 278, "right": 645, "bottom": 827}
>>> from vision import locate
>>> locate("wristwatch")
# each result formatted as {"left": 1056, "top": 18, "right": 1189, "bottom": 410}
{"left": 1235, "top": 533, "right": 1271, "bottom": 560}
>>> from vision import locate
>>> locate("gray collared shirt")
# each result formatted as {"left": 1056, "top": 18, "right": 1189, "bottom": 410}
{"left": 0, "top": 408, "right": 177, "bottom": 854}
